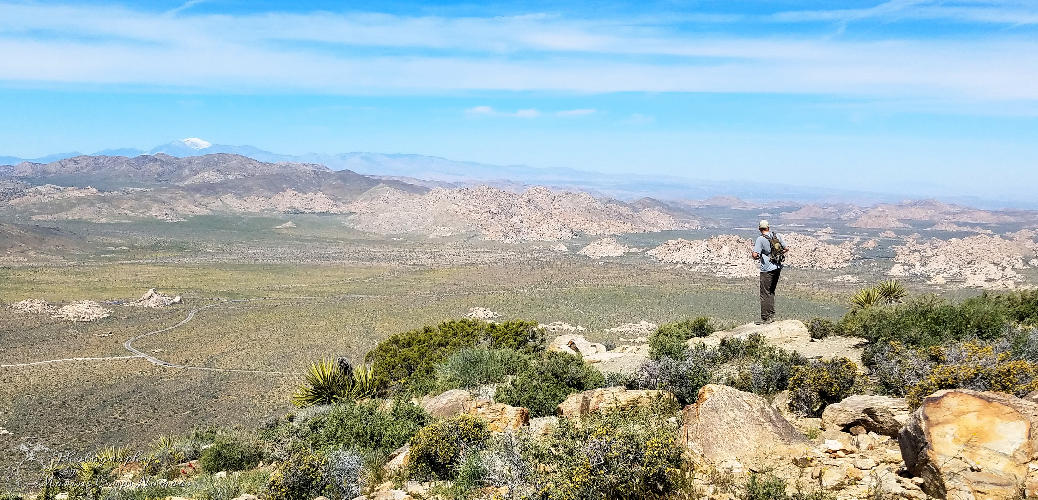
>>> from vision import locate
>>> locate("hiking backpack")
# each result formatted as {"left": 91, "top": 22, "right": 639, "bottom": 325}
{"left": 767, "top": 233, "right": 786, "bottom": 265}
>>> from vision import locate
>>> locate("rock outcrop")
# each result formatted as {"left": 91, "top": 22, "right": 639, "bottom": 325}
{"left": 547, "top": 333, "right": 648, "bottom": 375}
{"left": 577, "top": 237, "right": 635, "bottom": 258}
{"left": 53, "top": 301, "right": 112, "bottom": 322}
{"left": 890, "top": 235, "right": 1032, "bottom": 289}
{"left": 558, "top": 387, "right": 668, "bottom": 418}
{"left": 679, "top": 384, "right": 809, "bottom": 464}
{"left": 345, "top": 185, "right": 690, "bottom": 242}
{"left": 466, "top": 400, "right": 529, "bottom": 432}
{"left": 131, "top": 288, "right": 182, "bottom": 308}
{"left": 822, "top": 395, "right": 910, "bottom": 437}
{"left": 419, "top": 390, "right": 528, "bottom": 432}
{"left": 548, "top": 334, "right": 607, "bottom": 356}
{"left": 688, "top": 320, "right": 866, "bottom": 368}
{"left": 420, "top": 389, "right": 474, "bottom": 419}
{"left": 898, "top": 389, "right": 1038, "bottom": 499}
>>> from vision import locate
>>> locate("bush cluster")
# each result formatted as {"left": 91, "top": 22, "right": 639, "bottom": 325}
{"left": 648, "top": 317, "right": 715, "bottom": 360}
{"left": 365, "top": 319, "right": 543, "bottom": 394}
{"left": 529, "top": 402, "right": 686, "bottom": 499}
{"left": 407, "top": 415, "right": 491, "bottom": 481}
{"left": 433, "top": 347, "right": 529, "bottom": 391}
{"left": 865, "top": 335, "right": 1038, "bottom": 407}
{"left": 495, "top": 351, "right": 605, "bottom": 417}
{"left": 806, "top": 318, "right": 840, "bottom": 340}
{"left": 198, "top": 433, "right": 264, "bottom": 473}
{"left": 633, "top": 334, "right": 807, "bottom": 405}
{"left": 788, "top": 357, "right": 861, "bottom": 416}
{"left": 266, "top": 450, "right": 326, "bottom": 500}
{"left": 266, "top": 399, "right": 428, "bottom": 460}
{"left": 842, "top": 294, "right": 1012, "bottom": 347}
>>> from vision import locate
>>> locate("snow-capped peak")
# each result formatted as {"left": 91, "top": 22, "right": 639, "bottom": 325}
{"left": 180, "top": 137, "right": 212, "bottom": 149}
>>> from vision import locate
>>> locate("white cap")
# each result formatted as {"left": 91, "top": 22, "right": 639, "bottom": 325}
{"left": 758, "top": 219, "right": 770, "bottom": 229}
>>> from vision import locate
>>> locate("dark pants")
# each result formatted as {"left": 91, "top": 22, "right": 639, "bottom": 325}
{"left": 760, "top": 269, "right": 781, "bottom": 321}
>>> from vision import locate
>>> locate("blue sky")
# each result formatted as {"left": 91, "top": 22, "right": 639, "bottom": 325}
{"left": 1, "top": 0, "right": 1036, "bottom": 200}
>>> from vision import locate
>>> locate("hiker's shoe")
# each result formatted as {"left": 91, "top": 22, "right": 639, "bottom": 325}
{"left": 755, "top": 318, "right": 774, "bottom": 325}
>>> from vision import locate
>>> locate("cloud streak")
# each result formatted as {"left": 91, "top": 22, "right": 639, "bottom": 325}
{"left": 0, "top": 2, "right": 1035, "bottom": 107}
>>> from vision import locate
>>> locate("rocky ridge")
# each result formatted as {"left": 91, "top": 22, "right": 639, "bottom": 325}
{"left": 888, "top": 234, "right": 1036, "bottom": 288}
{"left": 646, "top": 233, "right": 859, "bottom": 278}
{"left": 345, "top": 185, "right": 695, "bottom": 242}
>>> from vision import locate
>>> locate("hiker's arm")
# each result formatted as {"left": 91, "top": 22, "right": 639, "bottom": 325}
{"left": 751, "top": 238, "right": 762, "bottom": 260}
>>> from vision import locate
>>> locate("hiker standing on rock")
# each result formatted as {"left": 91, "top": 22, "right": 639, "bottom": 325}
{"left": 751, "top": 220, "right": 788, "bottom": 324}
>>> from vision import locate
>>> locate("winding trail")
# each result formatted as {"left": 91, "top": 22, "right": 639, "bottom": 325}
{"left": 2, "top": 284, "right": 654, "bottom": 372}
{"left": 2, "top": 299, "right": 301, "bottom": 375}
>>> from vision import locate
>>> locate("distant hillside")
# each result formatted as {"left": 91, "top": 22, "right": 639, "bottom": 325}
{"left": 8, "top": 138, "right": 1026, "bottom": 208}
{"left": 0, "top": 154, "right": 701, "bottom": 240}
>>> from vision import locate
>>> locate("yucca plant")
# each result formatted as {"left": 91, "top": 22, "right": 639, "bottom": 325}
{"left": 876, "top": 279, "right": 907, "bottom": 304}
{"left": 94, "top": 446, "right": 130, "bottom": 465}
{"left": 293, "top": 359, "right": 377, "bottom": 407}
{"left": 851, "top": 287, "right": 882, "bottom": 309}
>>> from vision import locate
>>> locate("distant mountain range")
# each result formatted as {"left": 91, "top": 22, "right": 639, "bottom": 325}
{"left": 1, "top": 138, "right": 1030, "bottom": 209}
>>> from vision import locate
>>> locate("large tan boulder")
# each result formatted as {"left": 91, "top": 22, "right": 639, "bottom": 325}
{"left": 581, "top": 351, "right": 649, "bottom": 375}
{"left": 679, "top": 384, "right": 809, "bottom": 464}
{"left": 898, "top": 389, "right": 1038, "bottom": 499}
{"left": 822, "top": 395, "right": 910, "bottom": 437}
{"left": 420, "top": 389, "right": 474, "bottom": 419}
{"left": 419, "top": 389, "right": 529, "bottom": 432}
{"left": 558, "top": 387, "right": 668, "bottom": 418}
{"left": 467, "top": 400, "right": 529, "bottom": 432}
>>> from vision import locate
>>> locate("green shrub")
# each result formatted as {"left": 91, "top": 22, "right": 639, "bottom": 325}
{"left": 198, "top": 433, "right": 264, "bottom": 473}
{"left": 841, "top": 295, "right": 1009, "bottom": 348}
{"left": 277, "top": 399, "right": 428, "bottom": 459}
{"left": 186, "top": 469, "right": 269, "bottom": 500}
{"left": 433, "top": 347, "right": 529, "bottom": 390}
{"left": 407, "top": 415, "right": 490, "bottom": 481}
{"left": 495, "top": 351, "right": 605, "bottom": 417}
{"left": 862, "top": 341, "right": 933, "bottom": 397}
{"left": 267, "top": 451, "right": 327, "bottom": 500}
{"left": 530, "top": 401, "right": 686, "bottom": 499}
{"left": 293, "top": 359, "right": 376, "bottom": 408}
{"left": 890, "top": 339, "right": 1038, "bottom": 407}
{"left": 743, "top": 473, "right": 788, "bottom": 500}
{"left": 365, "top": 319, "right": 542, "bottom": 394}
{"left": 649, "top": 318, "right": 714, "bottom": 360}
{"left": 94, "top": 480, "right": 181, "bottom": 500}
{"left": 633, "top": 334, "right": 806, "bottom": 405}
{"left": 994, "top": 290, "right": 1038, "bottom": 326}
{"left": 788, "top": 358, "right": 861, "bottom": 416}
{"left": 806, "top": 318, "right": 840, "bottom": 340}
{"left": 631, "top": 356, "right": 711, "bottom": 405}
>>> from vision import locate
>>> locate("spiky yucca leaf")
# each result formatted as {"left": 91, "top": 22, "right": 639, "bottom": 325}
{"left": 293, "top": 359, "right": 376, "bottom": 407}
{"left": 876, "top": 279, "right": 907, "bottom": 304}
{"left": 293, "top": 359, "right": 352, "bottom": 407}
{"left": 852, "top": 288, "right": 882, "bottom": 309}
{"left": 94, "top": 446, "right": 130, "bottom": 465}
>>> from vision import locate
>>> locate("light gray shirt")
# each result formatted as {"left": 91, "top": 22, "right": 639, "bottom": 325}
{"left": 754, "top": 231, "right": 787, "bottom": 273}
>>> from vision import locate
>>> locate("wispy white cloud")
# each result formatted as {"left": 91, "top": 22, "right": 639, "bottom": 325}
{"left": 466, "top": 106, "right": 596, "bottom": 118}
{"left": 771, "top": 0, "right": 1038, "bottom": 25}
{"left": 165, "top": 0, "right": 206, "bottom": 17}
{"left": 556, "top": 109, "right": 597, "bottom": 117}
{"left": 0, "top": 2, "right": 1036, "bottom": 106}
{"left": 465, "top": 106, "right": 541, "bottom": 118}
